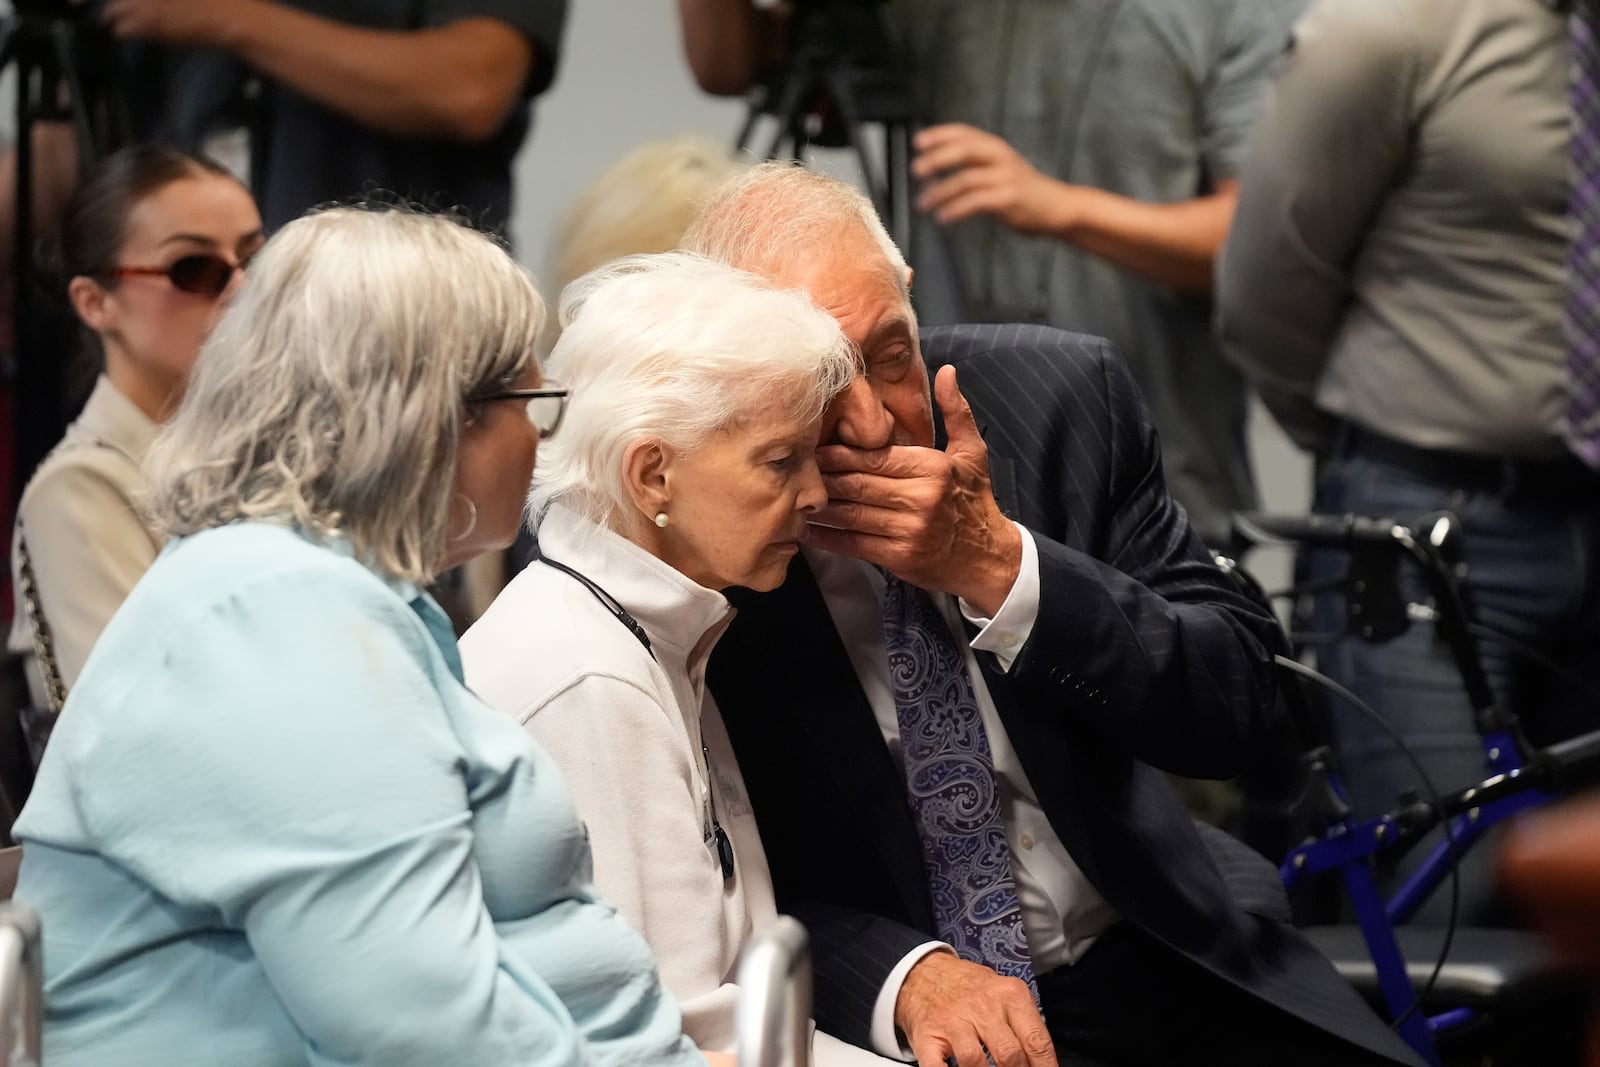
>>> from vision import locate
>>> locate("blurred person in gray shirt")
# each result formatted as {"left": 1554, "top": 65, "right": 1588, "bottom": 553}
{"left": 1219, "top": 0, "right": 1600, "bottom": 922}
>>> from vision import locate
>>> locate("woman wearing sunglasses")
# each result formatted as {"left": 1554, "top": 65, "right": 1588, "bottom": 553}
{"left": 13, "top": 206, "right": 718, "bottom": 1066}
{"left": 7, "top": 144, "right": 263, "bottom": 721}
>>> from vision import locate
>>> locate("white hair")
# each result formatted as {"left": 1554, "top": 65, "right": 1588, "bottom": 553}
{"left": 532, "top": 251, "right": 856, "bottom": 533}
{"left": 145, "top": 206, "right": 544, "bottom": 583}
{"left": 679, "top": 161, "right": 910, "bottom": 292}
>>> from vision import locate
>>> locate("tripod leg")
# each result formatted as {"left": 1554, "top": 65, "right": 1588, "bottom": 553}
{"left": 47, "top": 23, "right": 110, "bottom": 168}
{"left": 760, "top": 71, "right": 817, "bottom": 163}
{"left": 11, "top": 32, "right": 43, "bottom": 487}
{"left": 822, "top": 70, "right": 886, "bottom": 210}
{"left": 734, "top": 92, "right": 764, "bottom": 157}
{"left": 885, "top": 121, "right": 913, "bottom": 259}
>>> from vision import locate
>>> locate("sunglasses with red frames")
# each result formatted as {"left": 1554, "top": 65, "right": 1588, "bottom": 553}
{"left": 102, "top": 253, "right": 248, "bottom": 298}
{"left": 470, "top": 385, "right": 569, "bottom": 439}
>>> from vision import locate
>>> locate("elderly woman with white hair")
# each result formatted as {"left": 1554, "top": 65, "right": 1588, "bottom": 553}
{"left": 12, "top": 208, "right": 710, "bottom": 1067}
{"left": 461, "top": 254, "right": 892, "bottom": 1066}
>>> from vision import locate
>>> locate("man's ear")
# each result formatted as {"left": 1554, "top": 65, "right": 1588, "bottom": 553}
{"left": 905, "top": 266, "right": 915, "bottom": 292}
{"left": 621, "top": 438, "right": 675, "bottom": 524}
{"left": 67, "top": 275, "right": 113, "bottom": 334}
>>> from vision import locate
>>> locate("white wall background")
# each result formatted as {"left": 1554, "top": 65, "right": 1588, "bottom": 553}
{"left": 508, "top": 0, "right": 746, "bottom": 287}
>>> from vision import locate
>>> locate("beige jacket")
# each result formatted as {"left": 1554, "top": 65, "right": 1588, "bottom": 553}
{"left": 8, "top": 376, "right": 163, "bottom": 707}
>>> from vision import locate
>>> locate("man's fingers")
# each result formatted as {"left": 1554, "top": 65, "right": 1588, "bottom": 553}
{"left": 934, "top": 365, "right": 986, "bottom": 455}
{"left": 930, "top": 187, "right": 1009, "bottom": 226}
{"left": 983, "top": 1029, "right": 1030, "bottom": 1067}
{"left": 948, "top": 1031, "right": 990, "bottom": 1067}
{"left": 907, "top": 1033, "right": 953, "bottom": 1067}
{"left": 916, "top": 168, "right": 993, "bottom": 214}
{"left": 911, "top": 136, "right": 988, "bottom": 180}
{"left": 912, "top": 121, "right": 984, "bottom": 153}
{"left": 816, "top": 443, "right": 941, "bottom": 478}
{"left": 1007, "top": 1000, "right": 1058, "bottom": 1067}
{"left": 811, "top": 498, "right": 906, "bottom": 538}
{"left": 800, "top": 523, "right": 895, "bottom": 570}
{"left": 821, "top": 469, "right": 926, "bottom": 510}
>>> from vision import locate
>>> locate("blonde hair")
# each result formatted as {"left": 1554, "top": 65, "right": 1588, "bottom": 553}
{"left": 551, "top": 137, "right": 750, "bottom": 295}
{"left": 145, "top": 207, "right": 544, "bottom": 583}
{"left": 533, "top": 252, "right": 856, "bottom": 534}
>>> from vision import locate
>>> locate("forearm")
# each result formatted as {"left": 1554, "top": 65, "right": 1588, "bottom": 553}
{"left": 1041, "top": 180, "right": 1237, "bottom": 295}
{"left": 210, "top": 0, "right": 531, "bottom": 141}
{"left": 676, "top": 0, "right": 784, "bottom": 95}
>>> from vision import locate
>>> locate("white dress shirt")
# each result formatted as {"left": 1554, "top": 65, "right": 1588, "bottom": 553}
{"left": 805, "top": 524, "right": 1120, "bottom": 1052}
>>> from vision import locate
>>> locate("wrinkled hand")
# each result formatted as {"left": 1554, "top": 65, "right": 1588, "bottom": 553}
{"left": 912, "top": 124, "right": 1067, "bottom": 236}
{"left": 101, "top": 0, "right": 241, "bottom": 45}
{"left": 806, "top": 365, "right": 1022, "bottom": 617}
{"left": 896, "top": 952, "right": 1056, "bottom": 1067}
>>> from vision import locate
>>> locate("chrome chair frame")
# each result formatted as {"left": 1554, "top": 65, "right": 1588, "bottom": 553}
{"left": 736, "top": 916, "right": 812, "bottom": 1067}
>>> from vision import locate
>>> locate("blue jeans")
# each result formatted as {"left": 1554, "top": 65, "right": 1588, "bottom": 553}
{"left": 1307, "top": 437, "right": 1600, "bottom": 924}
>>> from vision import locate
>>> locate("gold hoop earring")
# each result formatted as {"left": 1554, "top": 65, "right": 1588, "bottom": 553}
{"left": 450, "top": 494, "right": 479, "bottom": 542}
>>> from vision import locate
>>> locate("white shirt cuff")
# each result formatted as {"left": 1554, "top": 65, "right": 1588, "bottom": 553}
{"left": 960, "top": 522, "right": 1040, "bottom": 672}
{"left": 869, "top": 942, "right": 951, "bottom": 1060}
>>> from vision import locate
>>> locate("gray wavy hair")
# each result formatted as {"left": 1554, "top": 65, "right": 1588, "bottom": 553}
{"left": 679, "top": 160, "right": 910, "bottom": 293}
{"left": 532, "top": 251, "right": 856, "bottom": 534}
{"left": 145, "top": 207, "right": 544, "bottom": 583}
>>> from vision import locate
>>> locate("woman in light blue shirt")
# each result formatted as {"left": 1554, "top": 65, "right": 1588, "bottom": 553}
{"left": 11, "top": 207, "right": 706, "bottom": 1067}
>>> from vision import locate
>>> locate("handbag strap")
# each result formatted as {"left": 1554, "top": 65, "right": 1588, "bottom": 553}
{"left": 14, "top": 523, "right": 67, "bottom": 714}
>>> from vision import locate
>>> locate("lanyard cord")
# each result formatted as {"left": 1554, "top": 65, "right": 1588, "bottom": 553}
{"left": 530, "top": 540, "right": 734, "bottom": 881}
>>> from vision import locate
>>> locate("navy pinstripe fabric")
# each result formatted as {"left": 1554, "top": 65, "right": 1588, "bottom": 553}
{"left": 709, "top": 325, "right": 1420, "bottom": 1065}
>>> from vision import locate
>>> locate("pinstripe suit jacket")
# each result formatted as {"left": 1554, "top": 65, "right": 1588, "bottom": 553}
{"left": 707, "top": 324, "right": 1418, "bottom": 1065}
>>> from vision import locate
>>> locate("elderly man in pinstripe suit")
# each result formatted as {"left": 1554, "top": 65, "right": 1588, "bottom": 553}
{"left": 682, "top": 164, "right": 1420, "bottom": 1067}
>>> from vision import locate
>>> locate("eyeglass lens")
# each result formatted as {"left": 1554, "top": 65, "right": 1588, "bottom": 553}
{"left": 526, "top": 395, "right": 566, "bottom": 439}
{"left": 168, "top": 254, "right": 240, "bottom": 297}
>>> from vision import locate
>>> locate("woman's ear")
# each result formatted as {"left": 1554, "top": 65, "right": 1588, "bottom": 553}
{"left": 67, "top": 275, "right": 112, "bottom": 334}
{"left": 621, "top": 438, "right": 674, "bottom": 526}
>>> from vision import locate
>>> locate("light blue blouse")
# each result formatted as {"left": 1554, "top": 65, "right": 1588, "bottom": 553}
{"left": 13, "top": 522, "right": 702, "bottom": 1067}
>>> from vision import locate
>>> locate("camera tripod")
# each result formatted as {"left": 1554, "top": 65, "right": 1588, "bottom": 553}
{"left": 735, "top": 0, "right": 916, "bottom": 256}
{"left": 0, "top": 7, "right": 130, "bottom": 486}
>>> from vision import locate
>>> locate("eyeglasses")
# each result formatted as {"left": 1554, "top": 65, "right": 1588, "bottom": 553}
{"left": 471, "top": 384, "right": 569, "bottom": 439}
{"left": 103, "top": 253, "right": 247, "bottom": 298}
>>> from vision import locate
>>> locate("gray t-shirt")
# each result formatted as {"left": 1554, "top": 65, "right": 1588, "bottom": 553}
{"left": 1218, "top": 0, "right": 1570, "bottom": 459}
{"left": 888, "top": 0, "right": 1304, "bottom": 544}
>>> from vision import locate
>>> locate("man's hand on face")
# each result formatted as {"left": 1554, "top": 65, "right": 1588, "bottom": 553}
{"left": 806, "top": 365, "right": 1024, "bottom": 617}
{"left": 895, "top": 951, "right": 1057, "bottom": 1067}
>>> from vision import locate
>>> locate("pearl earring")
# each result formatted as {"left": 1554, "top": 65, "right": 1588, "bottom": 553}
{"left": 654, "top": 512, "right": 670, "bottom": 528}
